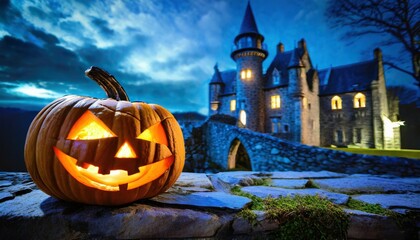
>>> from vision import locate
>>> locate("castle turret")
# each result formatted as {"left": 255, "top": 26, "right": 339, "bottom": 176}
{"left": 209, "top": 64, "right": 224, "bottom": 114}
{"left": 287, "top": 48, "right": 305, "bottom": 97}
{"left": 231, "top": 1, "right": 268, "bottom": 132}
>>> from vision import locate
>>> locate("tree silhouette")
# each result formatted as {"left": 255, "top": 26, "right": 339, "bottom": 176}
{"left": 326, "top": 0, "right": 420, "bottom": 86}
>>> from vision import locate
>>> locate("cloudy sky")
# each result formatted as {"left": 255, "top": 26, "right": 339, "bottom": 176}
{"left": 0, "top": 0, "right": 416, "bottom": 115}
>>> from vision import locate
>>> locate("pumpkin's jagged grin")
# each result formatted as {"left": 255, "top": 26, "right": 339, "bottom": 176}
{"left": 53, "top": 147, "right": 174, "bottom": 191}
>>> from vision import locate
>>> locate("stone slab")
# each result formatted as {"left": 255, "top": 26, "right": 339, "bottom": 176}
{"left": 269, "top": 171, "right": 348, "bottom": 179}
{"left": 241, "top": 186, "right": 349, "bottom": 205}
{"left": 150, "top": 192, "right": 252, "bottom": 210}
{"left": 0, "top": 180, "right": 12, "bottom": 188}
{"left": 173, "top": 172, "right": 213, "bottom": 189}
{"left": 314, "top": 176, "right": 420, "bottom": 194}
{"left": 0, "top": 191, "right": 14, "bottom": 202}
{"left": 345, "top": 209, "right": 406, "bottom": 239}
{"left": 270, "top": 179, "right": 308, "bottom": 188}
{"left": 353, "top": 193, "right": 420, "bottom": 210}
{"left": 209, "top": 171, "right": 263, "bottom": 186}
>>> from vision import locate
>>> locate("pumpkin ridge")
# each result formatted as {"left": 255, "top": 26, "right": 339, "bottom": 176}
{"left": 38, "top": 96, "right": 87, "bottom": 199}
{"left": 25, "top": 97, "right": 69, "bottom": 196}
{"left": 55, "top": 97, "right": 100, "bottom": 201}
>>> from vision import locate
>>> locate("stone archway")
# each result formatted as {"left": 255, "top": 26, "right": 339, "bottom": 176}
{"left": 227, "top": 138, "right": 252, "bottom": 170}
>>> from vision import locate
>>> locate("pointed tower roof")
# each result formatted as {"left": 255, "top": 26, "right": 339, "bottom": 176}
{"left": 239, "top": 1, "right": 259, "bottom": 36}
{"left": 234, "top": 1, "right": 264, "bottom": 43}
{"left": 210, "top": 64, "right": 224, "bottom": 84}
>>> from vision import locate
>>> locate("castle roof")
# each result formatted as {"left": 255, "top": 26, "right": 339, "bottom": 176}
{"left": 212, "top": 70, "right": 236, "bottom": 95}
{"left": 264, "top": 48, "right": 305, "bottom": 88}
{"left": 238, "top": 2, "right": 260, "bottom": 36}
{"left": 319, "top": 59, "right": 378, "bottom": 95}
{"left": 287, "top": 48, "right": 304, "bottom": 69}
{"left": 210, "top": 64, "right": 224, "bottom": 84}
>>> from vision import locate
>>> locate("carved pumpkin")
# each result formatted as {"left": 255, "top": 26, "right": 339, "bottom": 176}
{"left": 24, "top": 67, "right": 185, "bottom": 206}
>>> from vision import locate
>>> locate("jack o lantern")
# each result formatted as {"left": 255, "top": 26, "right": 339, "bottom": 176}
{"left": 24, "top": 67, "right": 185, "bottom": 206}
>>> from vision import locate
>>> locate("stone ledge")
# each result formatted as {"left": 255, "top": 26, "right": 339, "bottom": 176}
{"left": 0, "top": 171, "right": 418, "bottom": 239}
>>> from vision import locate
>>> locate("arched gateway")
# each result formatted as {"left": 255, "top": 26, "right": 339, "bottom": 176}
{"left": 227, "top": 138, "right": 252, "bottom": 170}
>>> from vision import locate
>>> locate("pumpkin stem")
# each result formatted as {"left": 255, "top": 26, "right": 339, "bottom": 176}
{"left": 85, "top": 66, "right": 130, "bottom": 101}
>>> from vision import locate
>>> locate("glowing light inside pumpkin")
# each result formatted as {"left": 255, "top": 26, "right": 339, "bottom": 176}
{"left": 67, "top": 111, "right": 116, "bottom": 140}
{"left": 53, "top": 146, "right": 174, "bottom": 191}
{"left": 137, "top": 122, "right": 168, "bottom": 146}
{"left": 115, "top": 142, "right": 137, "bottom": 158}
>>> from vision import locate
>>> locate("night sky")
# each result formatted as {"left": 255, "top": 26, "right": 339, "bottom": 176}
{"left": 0, "top": 0, "right": 417, "bottom": 115}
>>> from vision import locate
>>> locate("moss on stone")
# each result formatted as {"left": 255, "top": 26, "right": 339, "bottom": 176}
{"left": 304, "top": 179, "right": 320, "bottom": 189}
{"left": 346, "top": 198, "right": 418, "bottom": 232}
{"left": 252, "top": 177, "right": 272, "bottom": 186}
{"left": 347, "top": 198, "right": 392, "bottom": 216}
{"left": 232, "top": 187, "right": 350, "bottom": 239}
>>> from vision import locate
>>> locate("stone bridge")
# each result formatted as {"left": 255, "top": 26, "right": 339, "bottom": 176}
{"left": 184, "top": 121, "right": 419, "bottom": 177}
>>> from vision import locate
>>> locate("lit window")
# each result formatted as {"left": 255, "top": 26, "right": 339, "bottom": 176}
{"left": 272, "top": 68, "right": 280, "bottom": 85}
{"left": 239, "top": 110, "right": 246, "bottom": 126}
{"left": 246, "top": 69, "right": 252, "bottom": 79}
{"left": 240, "top": 69, "right": 252, "bottom": 80}
{"left": 271, "top": 95, "right": 281, "bottom": 109}
{"left": 331, "top": 96, "right": 342, "bottom": 110}
{"left": 302, "top": 97, "right": 307, "bottom": 109}
{"left": 210, "top": 102, "right": 218, "bottom": 111}
{"left": 230, "top": 100, "right": 236, "bottom": 111}
{"left": 354, "top": 93, "right": 366, "bottom": 108}
{"left": 240, "top": 70, "right": 246, "bottom": 79}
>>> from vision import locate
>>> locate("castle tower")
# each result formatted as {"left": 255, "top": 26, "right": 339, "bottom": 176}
{"left": 231, "top": 1, "right": 268, "bottom": 132}
{"left": 209, "top": 64, "right": 224, "bottom": 114}
{"left": 287, "top": 48, "right": 305, "bottom": 143}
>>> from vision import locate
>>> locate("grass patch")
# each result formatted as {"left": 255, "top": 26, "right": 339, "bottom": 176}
{"left": 347, "top": 198, "right": 418, "bottom": 232}
{"left": 347, "top": 198, "right": 393, "bottom": 216}
{"left": 252, "top": 177, "right": 272, "bottom": 186}
{"left": 232, "top": 187, "right": 349, "bottom": 239}
{"left": 325, "top": 147, "right": 420, "bottom": 159}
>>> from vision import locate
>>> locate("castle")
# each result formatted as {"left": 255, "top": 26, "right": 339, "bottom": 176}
{"left": 209, "top": 2, "right": 402, "bottom": 149}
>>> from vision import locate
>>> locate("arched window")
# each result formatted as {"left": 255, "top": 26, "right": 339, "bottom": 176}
{"left": 272, "top": 68, "right": 280, "bottom": 85}
{"left": 239, "top": 110, "right": 246, "bottom": 126}
{"left": 354, "top": 93, "right": 366, "bottom": 108}
{"left": 331, "top": 96, "right": 342, "bottom": 110}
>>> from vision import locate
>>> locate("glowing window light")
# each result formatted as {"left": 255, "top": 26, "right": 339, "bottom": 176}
{"left": 331, "top": 96, "right": 342, "bottom": 110}
{"left": 271, "top": 95, "right": 281, "bottom": 109}
{"left": 230, "top": 99, "right": 236, "bottom": 111}
{"left": 240, "top": 110, "right": 246, "bottom": 126}
{"left": 354, "top": 93, "right": 366, "bottom": 108}
{"left": 240, "top": 69, "right": 252, "bottom": 80}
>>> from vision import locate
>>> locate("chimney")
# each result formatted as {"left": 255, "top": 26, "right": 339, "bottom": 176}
{"left": 374, "top": 48, "right": 383, "bottom": 62}
{"left": 277, "top": 42, "right": 284, "bottom": 53}
{"left": 298, "top": 38, "right": 307, "bottom": 50}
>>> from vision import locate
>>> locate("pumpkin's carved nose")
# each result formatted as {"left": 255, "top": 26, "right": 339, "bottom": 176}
{"left": 115, "top": 141, "right": 137, "bottom": 158}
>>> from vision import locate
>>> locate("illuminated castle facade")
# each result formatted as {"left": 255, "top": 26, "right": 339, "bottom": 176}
{"left": 209, "top": 2, "right": 402, "bottom": 149}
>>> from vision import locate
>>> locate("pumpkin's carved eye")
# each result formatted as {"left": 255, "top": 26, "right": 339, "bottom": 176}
{"left": 137, "top": 122, "right": 168, "bottom": 146}
{"left": 67, "top": 111, "right": 116, "bottom": 140}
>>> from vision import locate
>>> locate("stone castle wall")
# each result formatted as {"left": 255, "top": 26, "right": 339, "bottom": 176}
{"left": 319, "top": 91, "right": 375, "bottom": 148}
{"left": 183, "top": 120, "right": 419, "bottom": 176}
